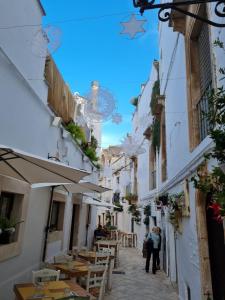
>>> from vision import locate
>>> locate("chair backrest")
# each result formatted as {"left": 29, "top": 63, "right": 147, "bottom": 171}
{"left": 95, "top": 253, "right": 109, "bottom": 266}
{"left": 80, "top": 246, "right": 88, "bottom": 252}
{"left": 86, "top": 265, "right": 107, "bottom": 300}
{"left": 72, "top": 246, "right": 79, "bottom": 255}
{"left": 54, "top": 254, "right": 73, "bottom": 263}
{"left": 98, "top": 247, "right": 114, "bottom": 256}
{"left": 32, "top": 268, "right": 60, "bottom": 284}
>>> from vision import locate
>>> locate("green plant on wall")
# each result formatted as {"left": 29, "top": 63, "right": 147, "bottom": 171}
{"left": 191, "top": 39, "right": 225, "bottom": 221}
{"left": 66, "top": 122, "right": 87, "bottom": 144}
{"left": 114, "top": 201, "right": 123, "bottom": 212}
{"left": 151, "top": 118, "right": 160, "bottom": 153}
{"left": 124, "top": 193, "right": 138, "bottom": 205}
{"left": 128, "top": 204, "right": 141, "bottom": 225}
{"left": 65, "top": 122, "right": 99, "bottom": 164}
{"left": 143, "top": 204, "right": 151, "bottom": 226}
{"left": 168, "top": 192, "right": 184, "bottom": 231}
{"left": 150, "top": 79, "right": 160, "bottom": 115}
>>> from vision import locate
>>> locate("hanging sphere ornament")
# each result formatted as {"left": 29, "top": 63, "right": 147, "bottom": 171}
{"left": 112, "top": 113, "right": 123, "bottom": 124}
{"left": 31, "top": 25, "right": 62, "bottom": 58}
{"left": 121, "top": 135, "right": 146, "bottom": 157}
{"left": 120, "top": 14, "right": 147, "bottom": 39}
{"left": 84, "top": 81, "right": 117, "bottom": 123}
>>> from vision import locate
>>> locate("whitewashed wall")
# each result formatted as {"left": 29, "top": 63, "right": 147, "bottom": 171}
{"left": 0, "top": 1, "right": 99, "bottom": 299}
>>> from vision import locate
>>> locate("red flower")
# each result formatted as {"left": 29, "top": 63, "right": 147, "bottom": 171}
{"left": 208, "top": 202, "right": 223, "bottom": 224}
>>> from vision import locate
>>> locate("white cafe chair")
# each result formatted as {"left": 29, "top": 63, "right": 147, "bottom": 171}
{"left": 32, "top": 268, "right": 60, "bottom": 284}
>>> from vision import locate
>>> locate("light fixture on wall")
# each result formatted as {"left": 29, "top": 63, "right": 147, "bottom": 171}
{"left": 51, "top": 116, "right": 62, "bottom": 127}
{"left": 132, "top": 0, "right": 225, "bottom": 27}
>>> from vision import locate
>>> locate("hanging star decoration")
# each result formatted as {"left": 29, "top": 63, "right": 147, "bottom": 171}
{"left": 112, "top": 113, "right": 123, "bottom": 124}
{"left": 120, "top": 14, "right": 147, "bottom": 39}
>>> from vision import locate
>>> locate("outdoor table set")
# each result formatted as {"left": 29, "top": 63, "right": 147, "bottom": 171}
{"left": 14, "top": 280, "right": 91, "bottom": 300}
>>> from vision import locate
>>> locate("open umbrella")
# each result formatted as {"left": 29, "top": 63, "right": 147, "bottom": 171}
{"left": 0, "top": 145, "right": 89, "bottom": 184}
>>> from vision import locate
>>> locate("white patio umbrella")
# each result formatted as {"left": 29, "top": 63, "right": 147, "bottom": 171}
{"left": 0, "top": 145, "right": 89, "bottom": 184}
{"left": 83, "top": 197, "right": 117, "bottom": 208}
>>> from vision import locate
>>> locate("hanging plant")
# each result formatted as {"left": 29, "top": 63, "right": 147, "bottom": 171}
{"left": 150, "top": 80, "right": 160, "bottom": 115}
{"left": 124, "top": 193, "right": 138, "bottom": 205}
{"left": 128, "top": 204, "right": 141, "bottom": 225}
{"left": 143, "top": 216, "right": 150, "bottom": 226}
{"left": 143, "top": 204, "right": 151, "bottom": 217}
{"left": 114, "top": 201, "right": 123, "bottom": 212}
{"left": 168, "top": 192, "right": 184, "bottom": 231}
{"left": 151, "top": 117, "right": 160, "bottom": 153}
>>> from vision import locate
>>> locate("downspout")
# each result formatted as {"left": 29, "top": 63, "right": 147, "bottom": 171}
{"left": 42, "top": 186, "right": 56, "bottom": 262}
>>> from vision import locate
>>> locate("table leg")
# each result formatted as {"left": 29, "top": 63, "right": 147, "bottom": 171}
{"left": 107, "top": 258, "right": 114, "bottom": 291}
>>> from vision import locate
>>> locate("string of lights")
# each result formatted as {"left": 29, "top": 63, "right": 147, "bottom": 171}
{"left": 0, "top": 11, "right": 134, "bottom": 30}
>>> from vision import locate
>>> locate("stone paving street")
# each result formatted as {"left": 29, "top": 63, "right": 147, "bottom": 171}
{"left": 105, "top": 248, "right": 178, "bottom": 300}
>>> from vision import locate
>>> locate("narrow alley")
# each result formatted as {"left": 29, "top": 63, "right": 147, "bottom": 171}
{"left": 105, "top": 248, "right": 178, "bottom": 300}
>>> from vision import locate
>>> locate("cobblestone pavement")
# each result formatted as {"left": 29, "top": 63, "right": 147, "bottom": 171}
{"left": 105, "top": 248, "right": 178, "bottom": 300}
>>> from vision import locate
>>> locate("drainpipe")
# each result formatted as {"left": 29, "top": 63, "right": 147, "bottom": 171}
{"left": 42, "top": 186, "right": 55, "bottom": 262}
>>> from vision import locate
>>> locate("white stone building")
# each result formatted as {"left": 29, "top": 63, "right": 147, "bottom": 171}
{"left": 0, "top": 1, "right": 100, "bottom": 299}
{"left": 131, "top": 2, "right": 225, "bottom": 300}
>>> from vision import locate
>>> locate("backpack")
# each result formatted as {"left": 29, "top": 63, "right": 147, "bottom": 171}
{"left": 146, "top": 234, "right": 154, "bottom": 250}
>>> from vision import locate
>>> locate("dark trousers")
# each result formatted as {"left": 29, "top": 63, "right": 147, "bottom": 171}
{"left": 145, "top": 248, "right": 157, "bottom": 273}
{"left": 156, "top": 249, "right": 160, "bottom": 267}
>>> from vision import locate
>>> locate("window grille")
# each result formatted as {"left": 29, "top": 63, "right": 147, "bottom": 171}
{"left": 197, "top": 21, "right": 212, "bottom": 142}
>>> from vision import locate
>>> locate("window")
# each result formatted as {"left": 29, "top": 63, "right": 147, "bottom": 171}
{"left": 185, "top": 6, "right": 212, "bottom": 149}
{"left": 0, "top": 192, "right": 15, "bottom": 219}
{"left": 0, "top": 175, "right": 29, "bottom": 262}
{"left": 49, "top": 201, "right": 65, "bottom": 232}
{"left": 149, "top": 145, "right": 156, "bottom": 190}
{"left": 116, "top": 177, "right": 120, "bottom": 184}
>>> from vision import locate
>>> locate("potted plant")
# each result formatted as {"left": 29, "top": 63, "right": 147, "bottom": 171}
{"left": 0, "top": 217, "right": 24, "bottom": 244}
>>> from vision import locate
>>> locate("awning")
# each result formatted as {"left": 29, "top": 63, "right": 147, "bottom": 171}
{"left": 83, "top": 198, "right": 117, "bottom": 208}
{"left": 64, "top": 181, "right": 110, "bottom": 194}
{"left": 0, "top": 145, "right": 89, "bottom": 184}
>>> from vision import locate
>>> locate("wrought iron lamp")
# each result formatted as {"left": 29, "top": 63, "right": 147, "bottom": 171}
{"left": 133, "top": 0, "right": 225, "bottom": 27}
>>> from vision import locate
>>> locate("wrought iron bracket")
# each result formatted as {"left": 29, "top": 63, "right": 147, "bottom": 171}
{"left": 133, "top": 0, "right": 225, "bottom": 27}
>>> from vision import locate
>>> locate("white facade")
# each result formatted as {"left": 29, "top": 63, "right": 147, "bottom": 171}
{"left": 0, "top": 1, "right": 99, "bottom": 299}
{"left": 131, "top": 3, "right": 225, "bottom": 300}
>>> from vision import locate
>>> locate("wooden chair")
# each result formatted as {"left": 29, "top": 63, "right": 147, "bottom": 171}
{"left": 54, "top": 254, "right": 73, "bottom": 263}
{"left": 85, "top": 265, "right": 107, "bottom": 300}
{"left": 81, "top": 246, "right": 88, "bottom": 252}
{"left": 32, "top": 268, "right": 60, "bottom": 284}
{"left": 95, "top": 253, "right": 109, "bottom": 266}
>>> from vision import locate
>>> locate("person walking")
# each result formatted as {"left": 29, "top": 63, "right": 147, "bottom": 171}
{"left": 145, "top": 227, "right": 160, "bottom": 274}
{"left": 156, "top": 227, "right": 162, "bottom": 270}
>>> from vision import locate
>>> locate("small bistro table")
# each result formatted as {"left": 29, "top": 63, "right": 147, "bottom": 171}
{"left": 78, "top": 250, "right": 115, "bottom": 291}
{"left": 50, "top": 260, "right": 89, "bottom": 279}
{"left": 94, "top": 240, "right": 119, "bottom": 268}
{"left": 14, "top": 280, "right": 91, "bottom": 300}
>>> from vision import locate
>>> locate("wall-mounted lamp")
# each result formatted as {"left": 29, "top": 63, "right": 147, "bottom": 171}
{"left": 48, "top": 153, "right": 61, "bottom": 162}
{"left": 132, "top": 0, "right": 225, "bottom": 27}
{"left": 51, "top": 116, "right": 62, "bottom": 127}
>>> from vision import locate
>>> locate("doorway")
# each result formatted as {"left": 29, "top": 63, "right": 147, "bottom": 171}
{"left": 69, "top": 204, "right": 80, "bottom": 250}
{"left": 206, "top": 194, "right": 225, "bottom": 300}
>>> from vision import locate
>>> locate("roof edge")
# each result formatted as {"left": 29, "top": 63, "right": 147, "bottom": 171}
{"left": 37, "top": 0, "right": 46, "bottom": 16}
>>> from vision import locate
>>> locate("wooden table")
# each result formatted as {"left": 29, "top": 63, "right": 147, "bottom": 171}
{"left": 51, "top": 260, "right": 89, "bottom": 278}
{"left": 78, "top": 251, "right": 115, "bottom": 291}
{"left": 94, "top": 240, "right": 119, "bottom": 268}
{"left": 14, "top": 280, "right": 91, "bottom": 300}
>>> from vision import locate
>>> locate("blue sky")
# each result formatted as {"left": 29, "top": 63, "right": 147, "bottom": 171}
{"left": 42, "top": 0, "right": 158, "bottom": 148}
